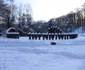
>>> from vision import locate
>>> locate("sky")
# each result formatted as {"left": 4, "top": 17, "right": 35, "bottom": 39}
{"left": 15, "top": 0, "right": 85, "bottom": 21}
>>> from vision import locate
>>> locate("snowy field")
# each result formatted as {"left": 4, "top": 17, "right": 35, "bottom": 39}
{"left": 0, "top": 34, "right": 85, "bottom": 70}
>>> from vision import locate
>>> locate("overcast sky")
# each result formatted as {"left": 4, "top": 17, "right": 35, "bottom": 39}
{"left": 15, "top": 0, "right": 85, "bottom": 21}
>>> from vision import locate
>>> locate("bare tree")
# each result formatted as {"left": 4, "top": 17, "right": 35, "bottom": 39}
{"left": 24, "top": 4, "right": 32, "bottom": 26}
{"left": 82, "top": 3, "right": 85, "bottom": 32}
{"left": 0, "top": 0, "right": 18, "bottom": 28}
{"left": 16, "top": 4, "right": 33, "bottom": 33}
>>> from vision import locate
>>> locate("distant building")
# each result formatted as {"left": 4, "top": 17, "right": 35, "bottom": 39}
{"left": 6, "top": 27, "right": 19, "bottom": 38}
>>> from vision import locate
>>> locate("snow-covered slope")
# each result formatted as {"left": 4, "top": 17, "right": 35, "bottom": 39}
{"left": 74, "top": 27, "right": 82, "bottom": 33}
{"left": 0, "top": 35, "right": 85, "bottom": 70}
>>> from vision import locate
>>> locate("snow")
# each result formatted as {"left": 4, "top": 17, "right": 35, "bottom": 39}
{"left": 0, "top": 33, "right": 85, "bottom": 70}
{"left": 74, "top": 27, "right": 82, "bottom": 34}
{"left": 6, "top": 32, "right": 19, "bottom": 34}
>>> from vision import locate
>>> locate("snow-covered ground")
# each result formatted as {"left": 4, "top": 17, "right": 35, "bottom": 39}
{"left": 0, "top": 33, "right": 85, "bottom": 70}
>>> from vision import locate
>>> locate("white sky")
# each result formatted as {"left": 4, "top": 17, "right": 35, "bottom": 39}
{"left": 15, "top": 0, "right": 85, "bottom": 21}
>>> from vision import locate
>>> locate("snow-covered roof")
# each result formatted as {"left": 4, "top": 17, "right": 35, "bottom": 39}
{"left": 6, "top": 27, "right": 19, "bottom": 34}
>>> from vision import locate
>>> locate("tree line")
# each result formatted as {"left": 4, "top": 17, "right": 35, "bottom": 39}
{"left": 31, "top": 3, "right": 85, "bottom": 33}
{"left": 0, "top": 0, "right": 85, "bottom": 34}
{"left": 47, "top": 3, "right": 85, "bottom": 33}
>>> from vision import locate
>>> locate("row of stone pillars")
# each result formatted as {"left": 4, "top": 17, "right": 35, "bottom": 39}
{"left": 28, "top": 34, "right": 78, "bottom": 40}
